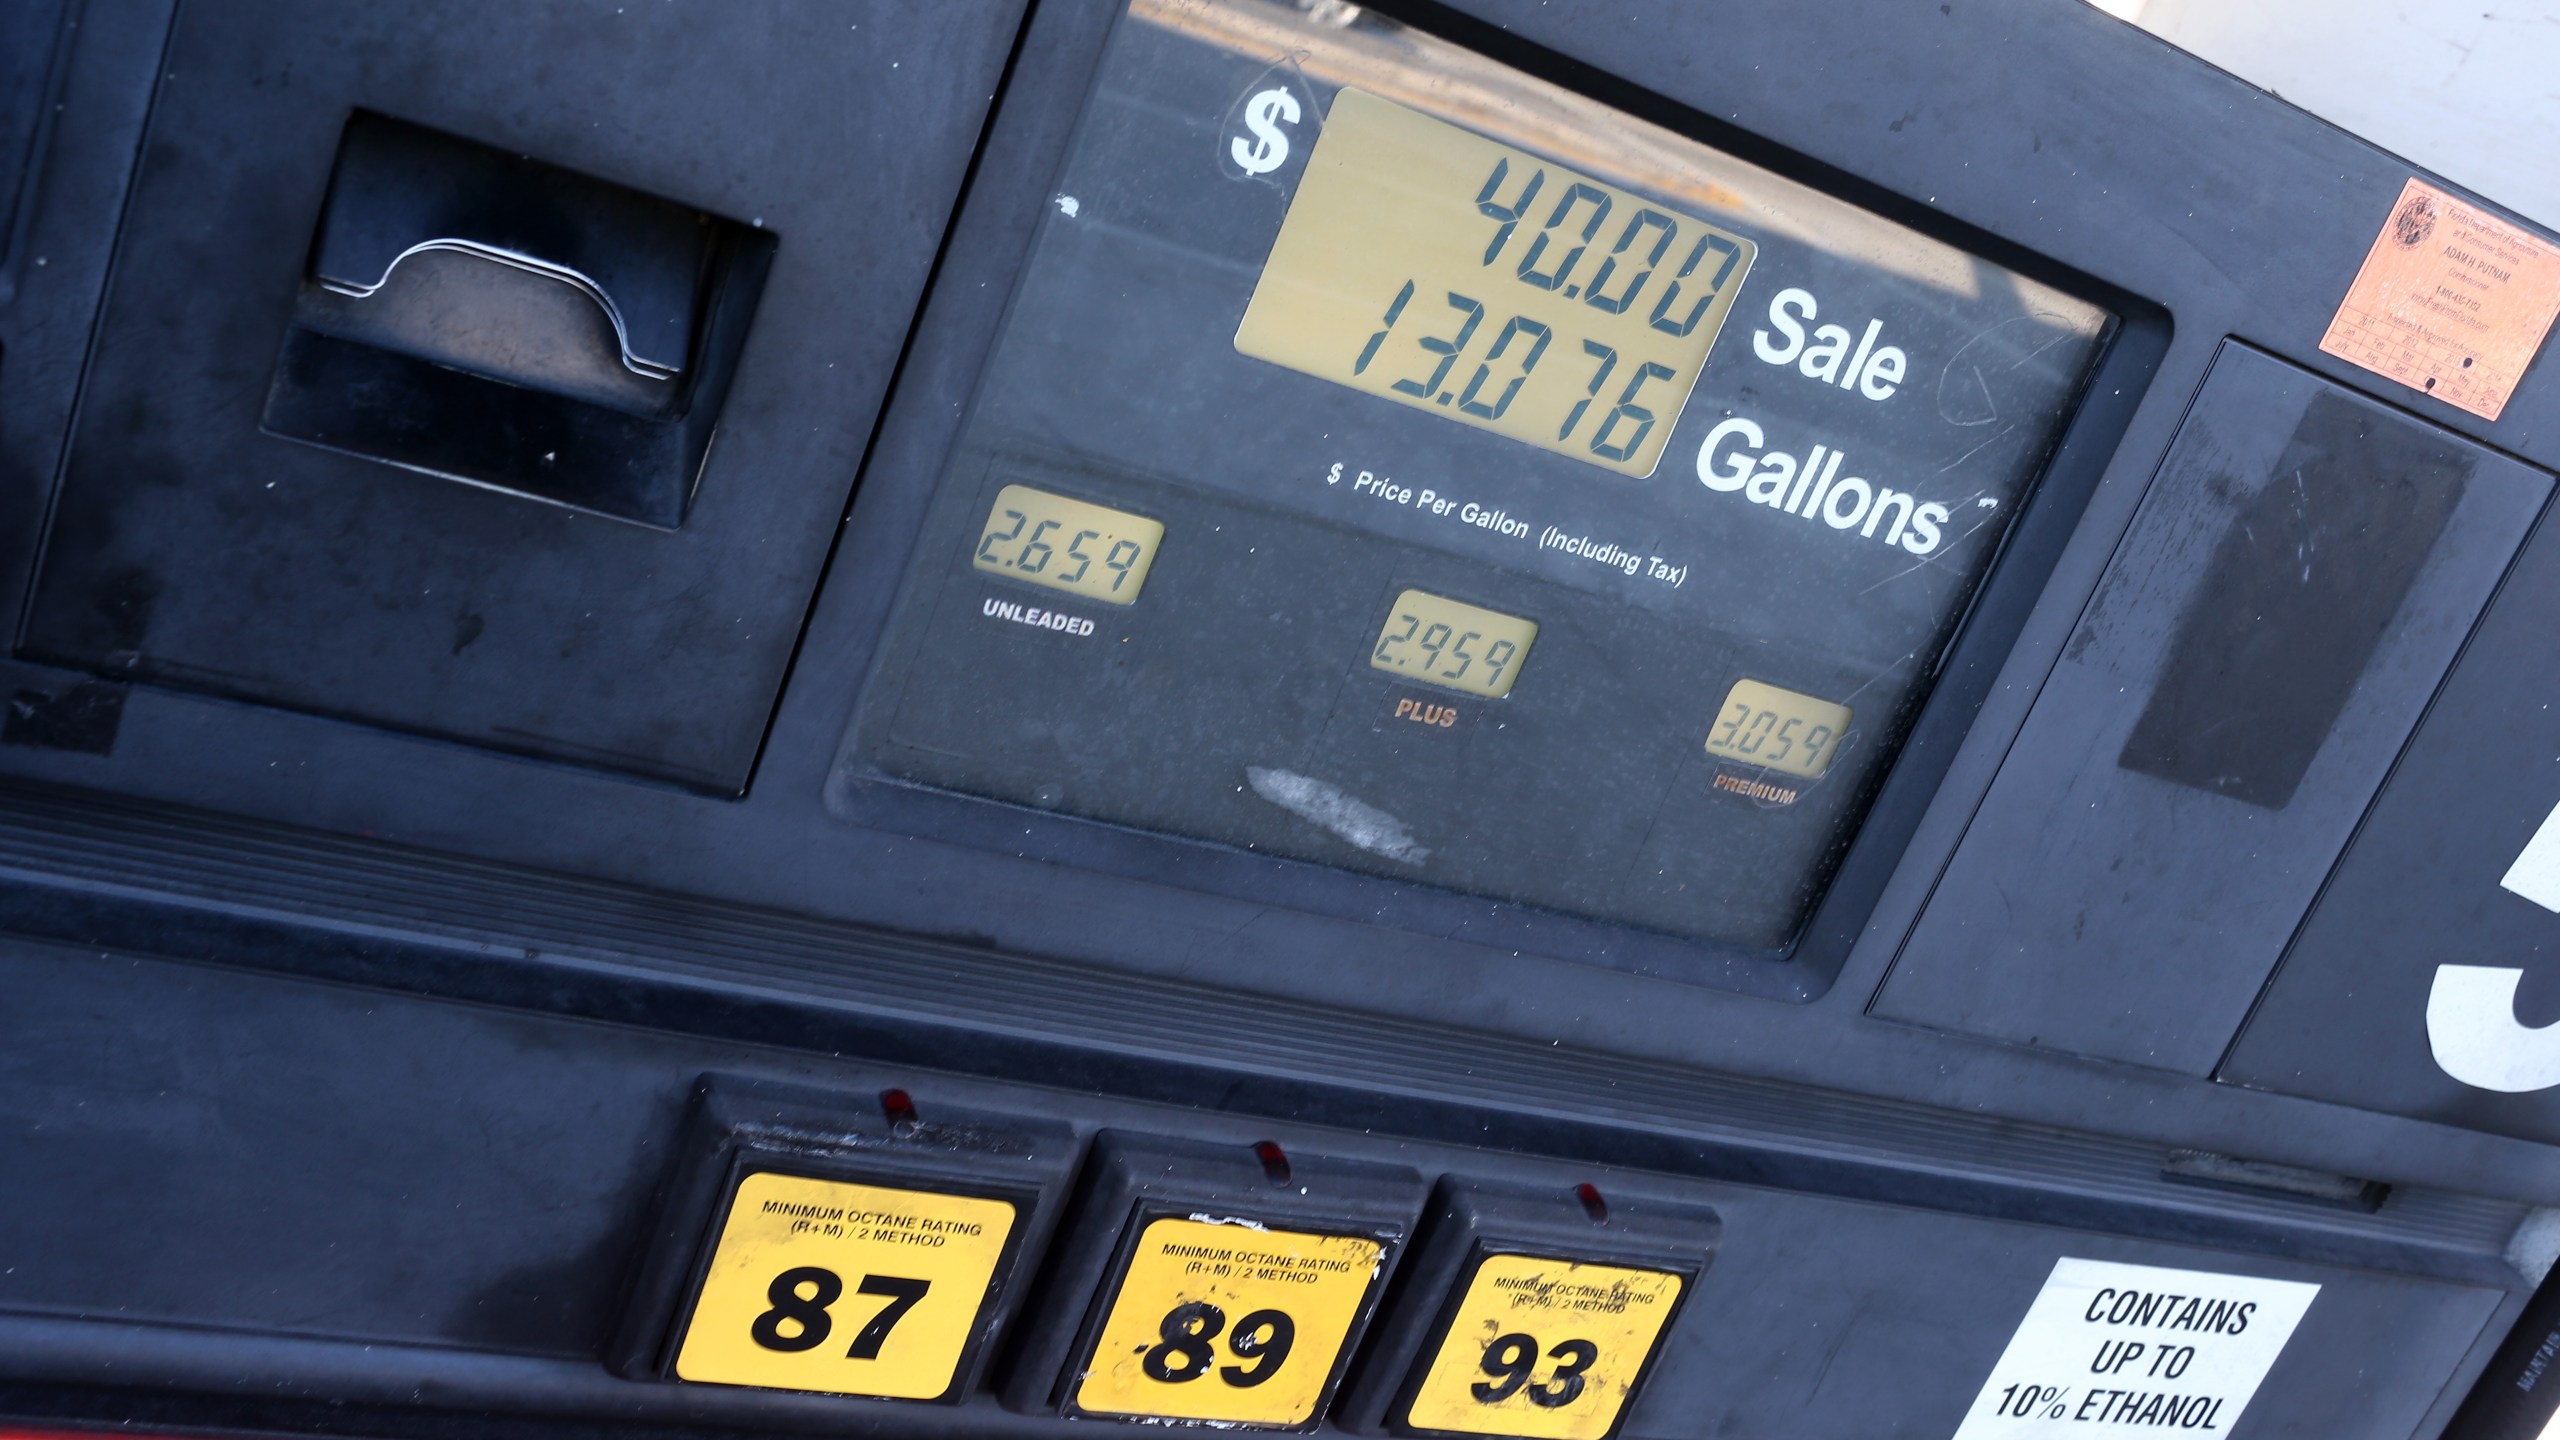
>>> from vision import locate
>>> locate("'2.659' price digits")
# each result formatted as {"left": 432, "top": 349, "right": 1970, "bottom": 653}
{"left": 1236, "top": 89, "right": 1755, "bottom": 477}
{"left": 973, "top": 483, "right": 1165, "bottom": 606}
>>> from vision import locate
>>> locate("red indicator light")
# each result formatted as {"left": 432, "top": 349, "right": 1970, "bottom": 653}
{"left": 1253, "top": 1139, "right": 1292, "bottom": 1187}
{"left": 1575, "top": 1182, "right": 1610, "bottom": 1224}
{"left": 880, "top": 1087, "right": 919, "bottom": 1127}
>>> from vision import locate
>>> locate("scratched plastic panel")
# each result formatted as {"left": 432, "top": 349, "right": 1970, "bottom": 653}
{"left": 2225, "top": 439, "right": 2560, "bottom": 1140}
{"left": 1875, "top": 342, "right": 2547, "bottom": 1073}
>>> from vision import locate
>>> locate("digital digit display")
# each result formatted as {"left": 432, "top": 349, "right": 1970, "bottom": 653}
{"left": 972, "top": 484, "right": 1164, "bottom": 605}
{"left": 1370, "top": 590, "right": 1538, "bottom": 698}
{"left": 1704, "top": 679, "right": 1852, "bottom": 778}
{"left": 852, "top": 0, "right": 2116, "bottom": 953}
{"left": 1236, "top": 89, "right": 1755, "bottom": 478}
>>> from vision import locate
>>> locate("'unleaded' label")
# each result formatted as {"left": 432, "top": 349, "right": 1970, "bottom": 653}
{"left": 1949, "top": 1258, "right": 2318, "bottom": 1439}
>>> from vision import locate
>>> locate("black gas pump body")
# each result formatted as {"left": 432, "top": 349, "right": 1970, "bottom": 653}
{"left": 3, "top": 3, "right": 2560, "bottom": 1440}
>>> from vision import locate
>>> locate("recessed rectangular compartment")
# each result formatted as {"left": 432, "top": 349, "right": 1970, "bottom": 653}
{"left": 17, "top": 0, "right": 1017, "bottom": 789}
{"left": 263, "top": 112, "right": 773, "bottom": 529}
{"left": 608, "top": 1075, "right": 1080, "bottom": 1405}
{"left": 1875, "top": 343, "right": 2549, "bottom": 1071}
{"left": 998, "top": 1131, "right": 1427, "bottom": 1429}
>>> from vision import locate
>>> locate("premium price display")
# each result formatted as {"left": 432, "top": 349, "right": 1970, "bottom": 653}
{"left": 1370, "top": 590, "right": 1539, "bottom": 699}
{"left": 1236, "top": 90, "right": 1756, "bottom": 478}
{"left": 972, "top": 484, "right": 1164, "bottom": 605}
{"left": 1703, "top": 679, "right": 1852, "bottom": 779}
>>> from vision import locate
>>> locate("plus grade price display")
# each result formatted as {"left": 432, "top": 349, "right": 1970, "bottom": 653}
{"left": 1236, "top": 89, "right": 1756, "bottom": 477}
{"left": 1371, "top": 590, "right": 1539, "bottom": 699}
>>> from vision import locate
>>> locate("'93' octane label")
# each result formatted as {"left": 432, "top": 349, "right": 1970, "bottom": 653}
{"left": 1403, "top": 1252, "right": 1686, "bottom": 1440}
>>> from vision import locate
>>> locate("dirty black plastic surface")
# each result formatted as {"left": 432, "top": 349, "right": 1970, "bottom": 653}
{"left": 17, "top": 0, "right": 1015, "bottom": 789}
{"left": 1, "top": 0, "right": 2558, "bottom": 1438}
{"left": 2225, "top": 494, "right": 2560, "bottom": 1140}
{"left": 1877, "top": 343, "right": 2550, "bottom": 1071}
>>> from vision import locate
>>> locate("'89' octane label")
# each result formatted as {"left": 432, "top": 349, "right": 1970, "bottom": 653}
{"left": 1072, "top": 1215, "right": 1387, "bottom": 1426}
{"left": 1951, "top": 1259, "right": 2319, "bottom": 1439}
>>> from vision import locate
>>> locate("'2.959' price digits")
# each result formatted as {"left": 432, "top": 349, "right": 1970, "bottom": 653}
{"left": 1371, "top": 589, "right": 1539, "bottom": 699}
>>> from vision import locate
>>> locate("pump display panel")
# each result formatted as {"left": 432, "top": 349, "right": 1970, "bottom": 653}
{"left": 846, "top": 0, "right": 2113, "bottom": 951}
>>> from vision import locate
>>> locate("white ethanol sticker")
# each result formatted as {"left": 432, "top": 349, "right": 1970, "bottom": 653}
{"left": 1950, "top": 1258, "right": 2319, "bottom": 1439}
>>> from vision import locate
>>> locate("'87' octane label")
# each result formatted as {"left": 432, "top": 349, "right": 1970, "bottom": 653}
{"left": 1951, "top": 1259, "right": 2318, "bottom": 1439}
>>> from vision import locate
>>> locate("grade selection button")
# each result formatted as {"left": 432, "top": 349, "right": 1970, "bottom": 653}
{"left": 1339, "top": 1178, "right": 1716, "bottom": 1440}
{"left": 675, "top": 1171, "right": 1019, "bottom": 1399}
{"left": 1074, "top": 1216, "right": 1386, "bottom": 1425}
{"left": 1003, "top": 1131, "right": 1426, "bottom": 1428}
{"left": 1401, "top": 1253, "right": 1685, "bottom": 1440}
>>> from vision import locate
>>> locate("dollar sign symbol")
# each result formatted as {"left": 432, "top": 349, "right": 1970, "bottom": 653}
{"left": 1327, "top": 462, "right": 1342, "bottom": 485}
{"left": 1231, "top": 87, "right": 1301, "bottom": 177}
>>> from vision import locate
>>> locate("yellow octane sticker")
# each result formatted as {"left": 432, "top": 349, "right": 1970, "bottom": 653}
{"left": 1074, "top": 1216, "right": 1385, "bottom": 1426}
{"left": 1403, "top": 1254, "right": 1685, "bottom": 1440}
{"left": 675, "top": 1172, "right": 1017, "bottom": 1400}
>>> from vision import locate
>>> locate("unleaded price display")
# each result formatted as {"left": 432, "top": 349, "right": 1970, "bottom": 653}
{"left": 1236, "top": 90, "right": 1755, "bottom": 478}
{"left": 972, "top": 484, "right": 1166, "bottom": 605}
{"left": 674, "top": 1172, "right": 1018, "bottom": 1400}
{"left": 1072, "top": 1215, "right": 1386, "bottom": 1426}
{"left": 1400, "top": 1253, "right": 1686, "bottom": 1440}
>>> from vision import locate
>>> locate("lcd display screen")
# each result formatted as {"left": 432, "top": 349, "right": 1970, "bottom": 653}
{"left": 1236, "top": 89, "right": 1754, "bottom": 476}
{"left": 844, "top": 0, "right": 2112, "bottom": 952}
{"left": 1369, "top": 590, "right": 1538, "bottom": 699}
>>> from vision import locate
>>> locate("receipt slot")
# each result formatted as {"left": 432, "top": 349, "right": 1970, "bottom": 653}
{"left": 264, "top": 112, "right": 774, "bottom": 530}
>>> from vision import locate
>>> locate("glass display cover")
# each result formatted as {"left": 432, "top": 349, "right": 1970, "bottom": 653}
{"left": 844, "top": 0, "right": 2112, "bottom": 954}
